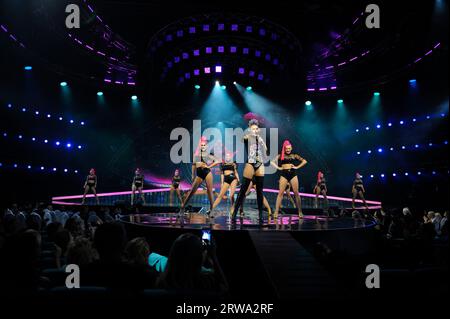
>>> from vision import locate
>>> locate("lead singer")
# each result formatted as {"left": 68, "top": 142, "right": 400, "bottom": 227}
{"left": 231, "top": 119, "right": 267, "bottom": 226}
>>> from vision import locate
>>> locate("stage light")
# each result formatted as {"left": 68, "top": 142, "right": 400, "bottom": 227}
{"left": 59, "top": 117, "right": 63, "bottom": 121}
{"left": 55, "top": 141, "right": 60, "bottom": 146}
{"left": 44, "top": 139, "right": 48, "bottom": 143}
{"left": 215, "top": 66, "right": 222, "bottom": 73}
{"left": 22, "top": 108, "right": 26, "bottom": 112}
{"left": 417, "top": 171, "right": 421, "bottom": 175}
{"left": 445, "top": 141, "right": 448, "bottom": 145}
{"left": 13, "top": 164, "right": 18, "bottom": 168}
{"left": 27, "top": 165, "right": 31, "bottom": 169}
{"left": 40, "top": 166, "right": 45, "bottom": 170}
{"left": 246, "top": 86, "right": 252, "bottom": 91}
{"left": 415, "top": 144, "right": 419, "bottom": 148}
{"left": 220, "top": 85, "right": 226, "bottom": 90}
{"left": 66, "top": 143, "right": 72, "bottom": 148}
{"left": 131, "top": 95, "right": 138, "bottom": 100}
{"left": 2, "top": 133, "right": 6, "bottom": 137}
{"left": 392, "top": 173, "right": 396, "bottom": 177}
{"left": 357, "top": 151, "right": 361, "bottom": 155}
{"left": 441, "top": 113, "right": 446, "bottom": 117}
{"left": 215, "top": 81, "right": 220, "bottom": 86}
{"left": 370, "top": 175, "right": 374, "bottom": 178}
{"left": 60, "top": 82, "right": 68, "bottom": 87}
{"left": 18, "top": 135, "right": 22, "bottom": 139}
{"left": 426, "top": 115, "right": 430, "bottom": 119}
{"left": 355, "top": 129, "right": 359, "bottom": 132}
{"left": 53, "top": 168, "right": 57, "bottom": 172}
{"left": 365, "top": 126, "right": 370, "bottom": 131}
{"left": 367, "top": 150, "right": 372, "bottom": 154}
{"left": 432, "top": 171, "right": 436, "bottom": 175}
{"left": 409, "top": 79, "right": 416, "bottom": 83}
{"left": 31, "top": 137, "right": 36, "bottom": 141}
{"left": 412, "top": 118, "right": 417, "bottom": 122}
{"left": 81, "top": 121, "right": 85, "bottom": 125}
{"left": 47, "top": 114, "right": 51, "bottom": 118}
{"left": 74, "top": 170, "right": 78, "bottom": 173}
{"left": 390, "top": 147, "right": 394, "bottom": 151}
{"left": 24, "top": 66, "right": 32, "bottom": 70}
{"left": 404, "top": 172, "right": 409, "bottom": 176}
{"left": 376, "top": 124, "right": 381, "bottom": 128}
{"left": 194, "top": 84, "right": 201, "bottom": 90}
{"left": 35, "top": 111, "right": 39, "bottom": 115}
{"left": 380, "top": 174, "right": 385, "bottom": 178}
{"left": 7, "top": 104, "right": 12, "bottom": 108}
{"left": 388, "top": 123, "right": 392, "bottom": 127}
{"left": 233, "top": 81, "right": 237, "bottom": 85}
{"left": 305, "top": 101, "right": 312, "bottom": 106}
{"left": 378, "top": 148, "right": 383, "bottom": 153}
{"left": 399, "top": 120, "right": 404, "bottom": 125}
{"left": 77, "top": 145, "right": 82, "bottom": 149}
{"left": 97, "top": 91, "right": 103, "bottom": 96}
{"left": 373, "top": 92, "right": 380, "bottom": 96}
{"left": 429, "top": 143, "right": 433, "bottom": 146}
{"left": 337, "top": 99, "right": 344, "bottom": 104}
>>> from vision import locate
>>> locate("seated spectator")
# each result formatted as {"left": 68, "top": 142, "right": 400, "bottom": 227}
{"left": 82, "top": 222, "right": 156, "bottom": 290}
{"left": 0, "top": 230, "right": 43, "bottom": 294}
{"left": 156, "top": 233, "right": 228, "bottom": 293}
{"left": 46, "top": 222, "right": 63, "bottom": 243}
{"left": 64, "top": 216, "right": 84, "bottom": 238}
{"left": 54, "top": 229, "right": 72, "bottom": 268}
{"left": 66, "top": 236, "right": 98, "bottom": 267}
{"left": 27, "top": 210, "right": 42, "bottom": 231}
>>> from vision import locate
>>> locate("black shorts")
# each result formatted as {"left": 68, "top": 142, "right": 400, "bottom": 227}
{"left": 86, "top": 184, "right": 96, "bottom": 189}
{"left": 172, "top": 183, "right": 179, "bottom": 189}
{"left": 319, "top": 185, "right": 326, "bottom": 192}
{"left": 134, "top": 183, "right": 143, "bottom": 189}
{"left": 248, "top": 162, "right": 263, "bottom": 170}
{"left": 196, "top": 167, "right": 211, "bottom": 180}
{"left": 224, "top": 174, "right": 237, "bottom": 185}
{"left": 280, "top": 169, "right": 297, "bottom": 181}
{"left": 355, "top": 186, "right": 364, "bottom": 193}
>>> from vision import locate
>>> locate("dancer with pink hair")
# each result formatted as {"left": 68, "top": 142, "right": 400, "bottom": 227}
{"left": 271, "top": 140, "right": 307, "bottom": 219}
{"left": 82, "top": 168, "right": 99, "bottom": 205}
{"left": 181, "top": 137, "right": 219, "bottom": 212}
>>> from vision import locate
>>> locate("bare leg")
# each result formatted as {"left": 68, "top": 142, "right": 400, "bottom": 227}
{"left": 92, "top": 188, "right": 99, "bottom": 204}
{"left": 359, "top": 191, "right": 368, "bottom": 209}
{"left": 322, "top": 190, "right": 328, "bottom": 208}
{"left": 176, "top": 188, "right": 183, "bottom": 203}
{"left": 352, "top": 190, "right": 357, "bottom": 209}
{"left": 228, "top": 179, "right": 238, "bottom": 207}
{"left": 82, "top": 186, "right": 89, "bottom": 204}
{"left": 131, "top": 185, "right": 136, "bottom": 205}
{"left": 169, "top": 187, "right": 174, "bottom": 205}
{"left": 139, "top": 187, "right": 146, "bottom": 204}
{"left": 204, "top": 172, "right": 215, "bottom": 210}
{"left": 275, "top": 177, "right": 289, "bottom": 218}
{"left": 181, "top": 177, "right": 203, "bottom": 208}
{"left": 212, "top": 183, "right": 231, "bottom": 210}
{"left": 314, "top": 187, "right": 319, "bottom": 208}
{"left": 289, "top": 176, "right": 303, "bottom": 217}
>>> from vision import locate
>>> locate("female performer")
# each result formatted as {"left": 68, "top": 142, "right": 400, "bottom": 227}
{"left": 131, "top": 168, "right": 146, "bottom": 205}
{"left": 313, "top": 171, "right": 328, "bottom": 209}
{"left": 82, "top": 168, "right": 99, "bottom": 205}
{"left": 169, "top": 169, "right": 183, "bottom": 205}
{"left": 181, "top": 137, "right": 219, "bottom": 212}
{"left": 210, "top": 152, "right": 240, "bottom": 212}
{"left": 231, "top": 119, "right": 267, "bottom": 225}
{"left": 352, "top": 172, "right": 368, "bottom": 209}
{"left": 271, "top": 140, "right": 307, "bottom": 219}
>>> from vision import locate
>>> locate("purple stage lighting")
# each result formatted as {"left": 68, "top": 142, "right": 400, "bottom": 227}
{"left": 238, "top": 67, "right": 245, "bottom": 74}
{"left": 204, "top": 67, "right": 211, "bottom": 74}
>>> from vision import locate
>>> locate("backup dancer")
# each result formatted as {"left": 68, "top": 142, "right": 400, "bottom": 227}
{"left": 169, "top": 169, "right": 183, "bottom": 205}
{"left": 211, "top": 152, "right": 240, "bottom": 212}
{"left": 313, "top": 171, "right": 328, "bottom": 209}
{"left": 352, "top": 172, "right": 368, "bottom": 209}
{"left": 271, "top": 140, "right": 307, "bottom": 219}
{"left": 131, "top": 168, "right": 146, "bottom": 205}
{"left": 82, "top": 168, "right": 99, "bottom": 205}
{"left": 181, "top": 137, "right": 219, "bottom": 212}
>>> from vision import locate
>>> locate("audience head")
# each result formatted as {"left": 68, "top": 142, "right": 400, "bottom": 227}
{"left": 67, "top": 237, "right": 97, "bottom": 266}
{"left": 124, "top": 237, "right": 150, "bottom": 266}
{"left": 93, "top": 222, "right": 126, "bottom": 261}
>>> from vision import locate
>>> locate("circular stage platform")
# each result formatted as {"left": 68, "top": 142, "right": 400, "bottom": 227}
{"left": 120, "top": 212, "right": 376, "bottom": 232}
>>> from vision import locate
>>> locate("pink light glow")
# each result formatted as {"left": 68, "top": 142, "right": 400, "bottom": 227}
{"left": 414, "top": 57, "right": 422, "bottom": 63}
{"left": 433, "top": 42, "right": 441, "bottom": 49}
{"left": 52, "top": 188, "right": 382, "bottom": 206}
{"left": 424, "top": 50, "right": 433, "bottom": 56}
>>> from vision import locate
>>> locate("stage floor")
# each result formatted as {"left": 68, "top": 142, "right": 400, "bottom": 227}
{"left": 52, "top": 187, "right": 382, "bottom": 210}
{"left": 120, "top": 212, "right": 376, "bottom": 231}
